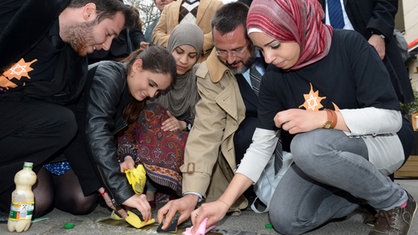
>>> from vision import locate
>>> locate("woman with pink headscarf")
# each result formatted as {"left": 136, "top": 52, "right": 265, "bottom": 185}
{"left": 188, "top": 0, "right": 416, "bottom": 234}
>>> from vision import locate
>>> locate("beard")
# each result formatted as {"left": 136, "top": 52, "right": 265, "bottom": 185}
{"left": 223, "top": 47, "right": 257, "bottom": 75}
{"left": 63, "top": 21, "right": 96, "bottom": 56}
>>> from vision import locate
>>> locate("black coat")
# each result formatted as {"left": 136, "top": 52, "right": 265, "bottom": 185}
{"left": 0, "top": 0, "right": 69, "bottom": 69}
{"left": 0, "top": 0, "right": 88, "bottom": 105}
{"left": 318, "top": 0, "right": 414, "bottom": 103}
{"left": 85, "top": 61, "right": 135, "bottom": 205}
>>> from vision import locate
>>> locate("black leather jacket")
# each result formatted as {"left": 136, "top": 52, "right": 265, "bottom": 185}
{"left": 85, "top": 61, "right": 134, "bottom": 205}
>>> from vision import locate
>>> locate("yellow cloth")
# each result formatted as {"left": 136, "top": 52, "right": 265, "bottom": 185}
{"left": 125, "top": 164, "right": 146, "bottom": 194}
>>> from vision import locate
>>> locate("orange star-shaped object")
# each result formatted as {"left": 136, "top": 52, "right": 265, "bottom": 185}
{"left": 3, "top": 58, "right": 37, "bottom": 80}
{"left": 0, "top": 75, "right": 18, "bottom": 89}
{"left": 299, "top": 83, "right": 325, "bottom": 111}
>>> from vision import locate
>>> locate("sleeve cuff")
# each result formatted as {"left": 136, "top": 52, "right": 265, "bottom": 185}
{"left": 183, "top": 192, "right": 203, "bottom": 202}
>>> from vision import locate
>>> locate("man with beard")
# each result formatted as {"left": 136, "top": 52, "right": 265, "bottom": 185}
{"left": 0, "top": 0, "right": 135, "bottom": 219}
{"left": 157, "top": 2, "right": 267, "bottom": 230}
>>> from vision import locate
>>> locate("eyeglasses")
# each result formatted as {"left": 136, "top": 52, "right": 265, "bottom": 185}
{"left": 215, "top": 43, "right": 248, "bottom": 58}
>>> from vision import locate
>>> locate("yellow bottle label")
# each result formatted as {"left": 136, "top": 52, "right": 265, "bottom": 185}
{"left": 9, "top": 202, "right": 34, "bottom": 220}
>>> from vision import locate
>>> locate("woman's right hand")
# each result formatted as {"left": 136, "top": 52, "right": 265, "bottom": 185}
{"left": 274, "top": 108, "right": 324, "bottom": 134}
{"left": 161, "top": 111, "right": 184, "bottom": 131}
{"left": 190, "top": 200, "right": 230, "bottom": 234}
{"left": 123, "top": 194, "right": 152, "bottom": 221}
{"left": 120, "top": 156, "right": 135, "bottom": 172}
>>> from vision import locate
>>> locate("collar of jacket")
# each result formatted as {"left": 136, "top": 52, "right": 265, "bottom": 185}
{"left": 203, "top": 49, "right": 231, "bottom": 83}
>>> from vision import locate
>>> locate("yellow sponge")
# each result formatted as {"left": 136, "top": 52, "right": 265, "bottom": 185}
{"left": 125, "top": 210, "right": 155, "bottom": 228}
{"left": 111, "top": 210, "right": 155, "bottom": 229}
{"left": 110, "top": 210, "right": 124, "bottom": 221}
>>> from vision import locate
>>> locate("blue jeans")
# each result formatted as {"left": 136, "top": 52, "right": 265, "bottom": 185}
{"left": 269, "top": 129, "right": 407, "bottom": 235}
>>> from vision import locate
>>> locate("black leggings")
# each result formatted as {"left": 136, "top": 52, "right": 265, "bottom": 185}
{"left": 33, "top": 168, "right": 98, "bottom": 218}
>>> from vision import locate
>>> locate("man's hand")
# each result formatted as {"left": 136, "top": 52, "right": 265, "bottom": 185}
{"left": 368, "top": 34, "right": 386, "bottom": 60}
{"left": 157, "top": 194, "right": 199, "bottom": 230}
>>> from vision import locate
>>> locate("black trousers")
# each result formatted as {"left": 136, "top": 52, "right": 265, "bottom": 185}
{"left": 0, "top": 98, "right": 101, "bottom": 212}
{"left": 0, "top": 99, "right": 76, "bottom": 211}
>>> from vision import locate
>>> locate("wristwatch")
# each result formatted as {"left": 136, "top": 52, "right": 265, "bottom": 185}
{"left": 323, "top": 109, "right": 337, "bottom": 129}
{"left": 186, "top": 122, "right": 192, "bottom": 131}
{"left": 370, "top": 29, "right": 385, "bottom": 40}
{"left": 377, "top": 34, "right": 385, "bottom": 40}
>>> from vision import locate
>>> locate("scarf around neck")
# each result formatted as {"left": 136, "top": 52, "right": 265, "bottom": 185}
{"left": 150, "top": 23, "right": 203, "bottom": 120}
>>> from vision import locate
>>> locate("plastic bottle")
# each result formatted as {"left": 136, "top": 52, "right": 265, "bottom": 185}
{"left": 7, "top": 162, "right": 37, "bottom": 233}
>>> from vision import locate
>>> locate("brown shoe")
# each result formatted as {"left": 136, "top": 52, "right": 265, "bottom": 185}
{"left": 369, "top": 192, "right": 417, "bottom": 235}
{"left": 361, "top": 206, "right": 377, "bottom": 226}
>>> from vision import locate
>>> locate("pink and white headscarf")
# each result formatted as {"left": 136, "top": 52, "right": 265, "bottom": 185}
{"left": 247, "top": 0, "right": 333, "bottom": 70}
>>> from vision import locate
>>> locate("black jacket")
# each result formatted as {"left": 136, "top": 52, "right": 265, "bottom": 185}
{"left": 318, "top": 0, "right": 414, "bottom": 103}
{"left": 0, "top": 0, "right": 88, "bottom": 105}
{"left": 85, "top": 61, "right": 135, "bottom": 204}
{"left": 0, "top": 0, "right": 69, "bottom": 69}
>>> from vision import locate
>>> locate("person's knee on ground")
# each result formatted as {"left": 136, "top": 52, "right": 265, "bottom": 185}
{"left": 55, "top": 193, "right": 98, "bottom": 215}
{"left": 0, "top": 103, "right": 78, "bottom": 209}
{"left": 53, "top": 170, "right": 98, "bottom": 215}
{"left": 33, "top": 168, "right": 55, "bottom": 218}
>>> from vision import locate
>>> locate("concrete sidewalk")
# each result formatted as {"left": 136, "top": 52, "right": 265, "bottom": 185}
{"left": 0, "top": 179, "right": 417, "bottom": 235}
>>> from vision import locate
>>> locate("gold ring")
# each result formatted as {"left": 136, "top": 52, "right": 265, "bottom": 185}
{"left": 195, "top": 212, "right": 199, "bottom": 218}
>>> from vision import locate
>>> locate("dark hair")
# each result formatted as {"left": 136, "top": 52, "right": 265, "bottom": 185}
{"left": 68, "top": 0, "right": 136, "bottom": 28}
{"left": 211, "top": 1, "right": 249, "bottom": 36}
{"left": 123, "top": 45, "right": 177, "bottom": 80}
{"left": 238, "top": 0, "right": 253, "bottom": 7}
{"left": 122, "top": 46, "right": 177, "bottom": 124}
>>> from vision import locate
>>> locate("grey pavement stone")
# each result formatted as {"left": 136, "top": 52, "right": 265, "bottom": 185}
{"left": 0, "top": 180, "right": 417, "bottom": 235}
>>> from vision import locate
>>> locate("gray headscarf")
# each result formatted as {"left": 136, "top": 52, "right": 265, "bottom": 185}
{"left": 151, "top": 23, "right": 204, "bottom": 124}
{"left": 167, "top": 23, "right": 204, "bottom": 59}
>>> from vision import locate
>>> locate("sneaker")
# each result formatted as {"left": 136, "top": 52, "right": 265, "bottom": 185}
{"left": 369, "top": 191, "right": 417, "bottom": 235}
{"left": 359, "top": 206, "right": 377, "bottom": 226}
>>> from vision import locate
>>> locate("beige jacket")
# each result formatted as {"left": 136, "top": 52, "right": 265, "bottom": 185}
{"left": 179, "top": 49, "right": 248, "bottom": 211}
{"left": 152, "top": 0, "right": 223, "bottom": 58}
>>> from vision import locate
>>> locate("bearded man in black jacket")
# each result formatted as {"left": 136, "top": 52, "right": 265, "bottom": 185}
{"left": 0, "top": 0, "right": 135, "bottom": 218}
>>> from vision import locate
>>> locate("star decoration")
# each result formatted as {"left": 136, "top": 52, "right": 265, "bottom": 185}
{"left": 0, "top": 75, "right": 18, "bottom": 89}
{"left": 3, "top": 58, "right": 37, "bottom": 80}
{"left": 299, "top": 83, "right": 325, "bottom": 111}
